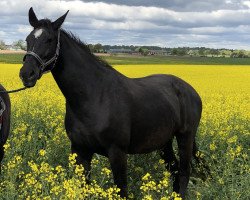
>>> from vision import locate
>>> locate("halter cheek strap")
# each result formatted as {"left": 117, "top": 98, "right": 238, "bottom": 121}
{"left": 24, "top": 30, "right": 61, "bottom": 77}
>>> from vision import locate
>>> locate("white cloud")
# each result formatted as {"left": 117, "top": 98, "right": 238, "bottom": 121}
{"left": 0, "top": 31, "right": 6, "bottom": 38}
{"left": 0, "top": 0, "right": 249, "bottom": 49}
{"left": 243, "top": 0, "right": 250, "bottom": 7}
{"left": 17, "top": 25, "right": 33, "bottom": 34}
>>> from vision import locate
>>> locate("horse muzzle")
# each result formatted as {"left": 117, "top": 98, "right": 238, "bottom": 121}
{"left": 19, "top": 66, "right": 38, "bottom": 88}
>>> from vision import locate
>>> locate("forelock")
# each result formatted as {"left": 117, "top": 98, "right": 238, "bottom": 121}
{"left": 36, "top": 19, "right": 53, "bottom": 29}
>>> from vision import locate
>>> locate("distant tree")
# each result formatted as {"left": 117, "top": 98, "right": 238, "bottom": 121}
{"left": 177, "top": 48, "right": 187, "bottom": 56}
{"left": 188, "top": 50, "right": 199, "bottom": 57}
{"left": 171, "top": 48, "right": 178, "bottom": 55}
{"left": 230, "top": 52, "right": 237, "bottom": 58}
{"left": 93, "top": 43, "right": 103, "bottom": 53}
{"left": 13, "top": 39, "right": 26, "bottom": 50}
{"left": 220, "top": 50, "right": 231, "bottom": 57}
{"left": 138, "top": 47, "right": 149, "bottom": 56}
{"left": 238, "top": 51, "right": 248, "bottom": 58}
{"left": 88, "top": 44, "right": 94, "bottom": 52}
{"left": 0, "top": 40, "right": 6, "bottom": 50}
{"left": 135, "top": 47, "right": 141, "bottom": 52}
{"left": 129, "top": 45, "right": 135, "bottom": 51}
{"left": 142, "top": 48, "right": 149, "bottom": 56}
{"left": 221, "top": 52, "right": 226, "bottom": 57}
{"left": 198, "top": 48, "right": 206, "bottom": 57}
{"left": 209, "top": 49, "right": 220, "bottom": 57}
{"left": 230, "top": 50, "right": 248, "bottom": 58}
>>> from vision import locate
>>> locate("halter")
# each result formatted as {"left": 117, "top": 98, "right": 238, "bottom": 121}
{"left": 24, "top": 29, "right": 61, "bottom": 77}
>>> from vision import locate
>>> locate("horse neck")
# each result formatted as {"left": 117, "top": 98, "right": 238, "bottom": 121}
{"left": 51, "top": 31, "right": 123, "bottom": 104}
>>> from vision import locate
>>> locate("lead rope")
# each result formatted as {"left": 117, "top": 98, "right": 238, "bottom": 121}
{"left": 0, "top": 87, "right": 27, "bottom": 94}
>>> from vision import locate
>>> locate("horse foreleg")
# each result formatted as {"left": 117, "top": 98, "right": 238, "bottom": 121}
{"left": 71, "top": 144, "right": 93, "bottom": 184}
{"left": 108, "top": 146, "right": 128, "bottom": 198}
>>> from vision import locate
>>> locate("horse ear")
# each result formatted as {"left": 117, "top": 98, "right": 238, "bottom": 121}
{"left": 29, "top": 7, "right": 39, "bottom": 28}
{"left": 52, "top": 10, "right": 69, "bottom": 30}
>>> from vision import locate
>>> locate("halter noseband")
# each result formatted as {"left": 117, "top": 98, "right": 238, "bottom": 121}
{"left": 24, "top": 30, "right": 61, "bottom": 77}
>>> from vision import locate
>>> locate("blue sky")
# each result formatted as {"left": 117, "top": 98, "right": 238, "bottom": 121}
{"left": 0, "top": 0, "right": 250, "bottom": 49}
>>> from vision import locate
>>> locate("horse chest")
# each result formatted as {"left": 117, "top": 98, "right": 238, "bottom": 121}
{"left": 65, "top": 108, "right": 112, "bottom": 154}
{"left": 66, "top": 119, "right": 99, "bottom": 147}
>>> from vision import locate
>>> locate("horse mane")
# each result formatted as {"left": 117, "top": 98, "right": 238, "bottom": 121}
{"left": 61, "top": 29, "right": 113, "bottom": 69}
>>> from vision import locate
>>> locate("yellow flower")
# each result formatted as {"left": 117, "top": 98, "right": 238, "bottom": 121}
{"left": 142, "top": 173, "right": 151, "bottom": 181}
{"left": 75, "top": 164, "right": 84, "bottom": 176}
{"left": 159, "top": 159, "right": 165, "bottom": 165}
{"left": 55, "top": 165, "right": 64, "bottom": 173}
{"left": 209, "top": 143, "right": 216, "bottom": 151}
{"left": 28, "top": 161, "right": 39, "bottom": 174}
{"left": 171, "top": 192, "right": 182, "bottom": 200}
{"left": 3, "top": 143, "right": 10, "bottom": 151}
{"left": 39, "top": 149, "right": 46, "bottom": 156}
{"left": 69, "top": 153, "right": 77, "bottom": 166}
{"left": 101, "top": 167, "right": 111, "bottom": 177}
{"left": 227, "top": 135, "right": 238, "bottom": 144}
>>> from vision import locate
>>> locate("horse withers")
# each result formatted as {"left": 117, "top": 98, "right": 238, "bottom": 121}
{"left": 0, "top": 84, "right": 11, "bottom": 171}
{"left": 20, "top": 8, "right": 209, "bottom": 199}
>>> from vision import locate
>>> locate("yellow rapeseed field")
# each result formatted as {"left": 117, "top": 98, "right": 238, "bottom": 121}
{"left": 0, "top": 64, "right": 249, "bottom": 199}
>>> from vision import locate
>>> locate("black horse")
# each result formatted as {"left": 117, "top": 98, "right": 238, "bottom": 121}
{"left": 20, "top": 8, "right": 205, "bottom": 198}
{"left": 0, "top": 84, "right": 11, "bottom": 171}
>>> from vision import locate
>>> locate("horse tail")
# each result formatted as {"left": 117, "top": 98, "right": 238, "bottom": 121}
{"left": 192, "top": 139, "right": 211, "bottom": 180}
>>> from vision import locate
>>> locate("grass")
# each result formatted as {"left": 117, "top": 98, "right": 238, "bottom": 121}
{"left": 0, "top": 54, "right": 24, "bottom": 64}
{"left": 1, "top": 53, "right": 250, "bottom": 65}
{"left": 102, "top": 55, "right": 250, "bottom": 65}
{"left": 0, "top": 63, "right": 249, "bottom": 199}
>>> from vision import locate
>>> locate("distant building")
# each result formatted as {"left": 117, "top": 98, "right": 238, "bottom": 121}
{"left": 108, "top": 49, "right": 133, "bottom": 54}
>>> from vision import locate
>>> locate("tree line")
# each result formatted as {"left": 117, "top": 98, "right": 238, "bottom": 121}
{"left": 1, "top": 40, "right": 249, "bottom": 58}
{"left": 0, "top": 40, "right": 26, "bottom": 51}
{"left": 88, "top": 44, "right": 250, "bottom": 58}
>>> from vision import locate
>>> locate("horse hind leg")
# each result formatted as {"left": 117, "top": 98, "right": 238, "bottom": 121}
{"left": 0, "top": 145, "right": 4, "bottom": 173}
{"left": 160, "top": 139, "right": 179, "bottom": 191}
{"left": 176, "top": 131, "right": 195, "bottom": 199}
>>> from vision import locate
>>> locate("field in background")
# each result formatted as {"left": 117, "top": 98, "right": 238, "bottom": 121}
{"left": 0, "top": 63, "right": 249, "bottom": 199}
{"left": 1, "top": 53, "right": 250, "bottom": 65}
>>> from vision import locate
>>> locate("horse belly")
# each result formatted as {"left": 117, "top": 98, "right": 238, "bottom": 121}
{"left": 128, "top": 98, "right": 178, "bottom": 154}
{"left": 128, "top": 125, "right": 175, "bottom": 154}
